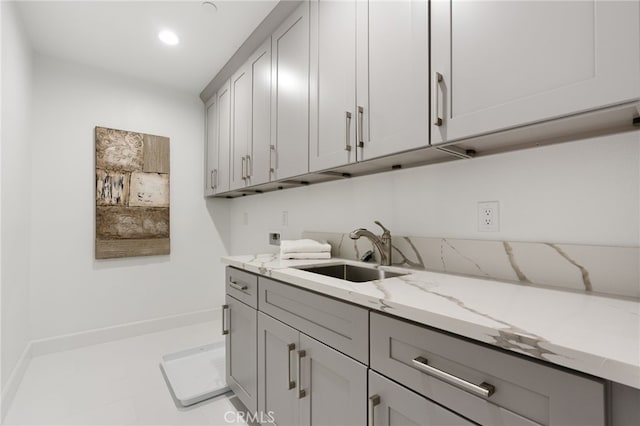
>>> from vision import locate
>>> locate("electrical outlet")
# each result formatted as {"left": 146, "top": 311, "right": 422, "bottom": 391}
{"left": 478, "top": 201, "right": 499, "bottom": 232}
{"left": 269, "top": 232, "right": 281, "bottom": 246}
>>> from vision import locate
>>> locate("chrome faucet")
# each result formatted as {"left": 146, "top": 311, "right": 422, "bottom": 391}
{"left": 349, "top": 221, "right": 393, "bottom": 266}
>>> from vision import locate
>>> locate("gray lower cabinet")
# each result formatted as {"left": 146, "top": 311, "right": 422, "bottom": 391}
{"left": 225, "top": 295, "right": 258, "bottom": 414}
{"left": 368, "top": 370, "right": 475, "bottom": 426}
{"left": 370, "top": 312, "right": 605, "bottom": 426}
{"left": 258, "top": 311, "right": 367, "bottom": 426}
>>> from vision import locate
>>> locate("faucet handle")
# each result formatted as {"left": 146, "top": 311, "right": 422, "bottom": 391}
{"left": 374, "top": 221, "right": 390, "bottom": 235}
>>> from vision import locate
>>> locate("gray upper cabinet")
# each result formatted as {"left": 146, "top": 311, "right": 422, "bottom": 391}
{"left": 230, "top": 39, "right": 272, "bottom": 191}
{"left": 310, "top": 0, "right": 429, "bottom": 170}
{"left": 308, "top": 0, "right": 357, "bottom": 171}
{"left": 215, "top": 80, "right": 231, "bottom": 193}
{"left": 368, "top": 370, "right": 476, "bottom": 426}
{"left": 356, "top": 0, "right": 429, "bottom": 161}
{"left": 225, "top": 295, "right": 258, "bottom": 413}
{"left": 204, "top": 95, "right": 217, "bottom": 196}
{"left": 431, "top": 0, "right": 640, "bottom": 145}
{"left": 270, "top": 1, "right": 310, "bottom": 181}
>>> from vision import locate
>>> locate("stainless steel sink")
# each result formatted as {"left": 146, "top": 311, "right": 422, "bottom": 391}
{"left": 297, "top": 264, "right": 408, "bottom": 282}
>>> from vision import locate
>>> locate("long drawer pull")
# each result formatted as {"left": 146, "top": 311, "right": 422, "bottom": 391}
{"left": 412, "top": 356, "right": 495, "bottom": 398}
{"left": 287, "top": 343, "right": 296, "bottom": 390}
{"left": 221, "top": 304, "right": 229, "bottom": 335}
{"left": 433, "top": 72, "right": 443, "bottom": 126}
{"left": 357, "top": 106, "right": 364, "bottom": 147}
{"left": 368, "top": 394, "right": 380, "bottom": 426}
{"left": 345, "top": 111, "right": 352, "bottom": 151}
{"left": 297, "top": 350, "right": 306, "bottom": 399}
{"left": 229, "top": 280, "right": 248, "bottom": 291}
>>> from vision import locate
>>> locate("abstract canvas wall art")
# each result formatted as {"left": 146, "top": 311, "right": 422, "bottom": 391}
{"left": 95, "top": 126, "right": 170, "bottom": 259}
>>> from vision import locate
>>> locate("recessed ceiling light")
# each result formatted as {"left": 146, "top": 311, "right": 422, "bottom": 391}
{"left": 158, "top": 30, "right": 179, "bottom": 46}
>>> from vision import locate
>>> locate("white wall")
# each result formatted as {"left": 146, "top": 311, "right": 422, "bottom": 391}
{"left": 28, "top": 54, "right": 230, "bottom": 340}
{"left": 229, "top": 131, "right": 640, "bottom": 254}
{"left": 1, "top": 0, "right": 33, "bottom": 390}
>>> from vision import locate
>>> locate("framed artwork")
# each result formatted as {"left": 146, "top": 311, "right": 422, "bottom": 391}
{"left": 95, "top": 126, "right": 170, "bottom": 259}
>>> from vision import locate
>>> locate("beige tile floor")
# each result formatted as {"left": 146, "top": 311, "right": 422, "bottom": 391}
{"left": 4, "top": 321, "right": 248, "bottom": 426}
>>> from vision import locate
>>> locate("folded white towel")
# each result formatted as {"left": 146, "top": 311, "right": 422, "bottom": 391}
{"left": 281, "top": 252, "right": 332, "bottom": 260}
{"left": 280, "top": 239, "right": 331, "bottom": 254}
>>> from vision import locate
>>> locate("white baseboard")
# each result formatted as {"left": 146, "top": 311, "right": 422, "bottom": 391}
{"left": 1, "top": 342, "right": 33, "bottom": 422}
{"left": 1, "top": 308, "right": 219, "bottom": 421}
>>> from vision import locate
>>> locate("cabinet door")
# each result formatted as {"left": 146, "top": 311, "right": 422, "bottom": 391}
{"left": 356, "top": 0, "right": 429, "bottom": 161}
{"left": 248, "top": 39, "right": 272, "bottom": 186}
{"left": 431, "top": 0, "right": 640, "bottom": 144}
{"left": 309, "top": 0, "right": 357, "bottom": 171}
{"left": 216, "top": 80, "right": 231, "bottom": 193}
{"left": 271, "top": 1, "right": 310, "bottom": 181}
{"left": 368, "top": 371, "right": 475, "bottom": 426}
{"left": 299, "top": 334, "right": 367, "bottom": 426}
{"left": 258, "top": 312, "right": 300, "bottom": 426}
{"left": 205, "top": 95, "right": 217, "bottom": 196}
{"left": 226, "top": 295, "right": 257, "bottom": 413}
{"left": 230, "top": 64, "right": 251, "bottom": 191}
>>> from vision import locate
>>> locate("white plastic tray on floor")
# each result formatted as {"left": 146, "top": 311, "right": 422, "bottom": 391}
{"left": 160, "top": 341, "right": 230, "bottom": 407}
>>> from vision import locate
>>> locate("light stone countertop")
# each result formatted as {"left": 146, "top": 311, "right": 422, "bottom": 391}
{"left": 222, "top": 254, "right": 640, "bottom": 389}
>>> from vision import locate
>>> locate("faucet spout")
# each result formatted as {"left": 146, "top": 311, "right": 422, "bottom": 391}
{"left": 349, "top": 221, "right": 393, "bottom": 266}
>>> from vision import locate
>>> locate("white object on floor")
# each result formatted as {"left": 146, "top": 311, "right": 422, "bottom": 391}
{"left": 280, "top": 251, "right": 332, "bottom": 260}
{"left": 160, "top": 342, "right": 230, "bottom": 407}
{"left": 280, "top": 239, "right": 331, "bottom": 254}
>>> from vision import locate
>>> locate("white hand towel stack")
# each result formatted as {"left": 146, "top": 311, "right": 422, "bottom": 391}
{"left": 280, "top": 239, "right": 332, "bottom": 260}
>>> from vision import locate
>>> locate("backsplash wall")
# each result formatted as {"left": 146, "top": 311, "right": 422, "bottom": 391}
{"left": 228, "top": 131, "right": 640, "bottom": 277}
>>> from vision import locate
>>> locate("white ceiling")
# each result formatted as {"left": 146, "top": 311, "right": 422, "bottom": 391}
{"left": 16, "top": 0, "right": 279, "bottom": 95}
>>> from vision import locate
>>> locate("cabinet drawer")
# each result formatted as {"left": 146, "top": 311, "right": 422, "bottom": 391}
{"left": 370, "top": 312, "right": 605, "bottom": 426}
{"left": 226, "top": 267, "right": 258, "bottom": 308}
{"left": 258, "top": 277, "right": 369, "bottom": 364}
{"left": 369, "top": 370, "right": 475, "bottom": 426}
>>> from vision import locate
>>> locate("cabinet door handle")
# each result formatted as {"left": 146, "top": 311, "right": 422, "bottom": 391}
{"left": 345, "top": 111, "right": 352, "bottom": 151}
{"left": 357, "top": 106, "right": 364, "bottom": 148}
{"left": 221, "top": 304, "right": 229, "bottom": 335}
{"left": 241, "top": 156, "right": 246, "bottom": 180}
{"left": 210, "top": 170, "right": 215, "bottom": 189}
{"left": 270, "top": 145, "right": 276, "bottom": 176}
{"left": 213, "top": 169, "right": 218, "bottom": 190}
{"left": 368, "top": 394, "right": 380, "bottom": 426}
{"left": 246, "top": 155, "right": 252, "bottom": 179}
{"left": 433, "top": 72, "right": 443, "bottom": 126}
{"left": 229, "top": 280, "right": 248, "bottom": 291}
{"left": 412, "top": 356, "right": 495, "bottom": 398}
{"left": 287, "top": 343, "right": 296, "bottom": 390}
{"left": 297, "top": 350, "right": 306, "bottom": 399}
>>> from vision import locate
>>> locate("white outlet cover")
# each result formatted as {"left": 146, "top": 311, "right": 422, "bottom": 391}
{"left": 478, "top": 201, "right": 499, "bottom": 232}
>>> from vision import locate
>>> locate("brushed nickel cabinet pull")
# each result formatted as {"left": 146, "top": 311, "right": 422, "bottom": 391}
{"left": 210, "top": 170, "right": 215, "bottom": 189}
{"left": 246, "top": 155, "right": 252, "bottom": 179}
{"left": 433, "top": 72, "right": 443, "bottom": 126}
{"left": 345, "top": 111, "right": 352, "bottom": 151}
{"left": 287, "top": 343, "right": 296, "bottom": 390}
{"left": 357, "top": 106, "right": 364, "bottom": 148}
{"left": 229, "top": 281, "right": 248, "bottom": 291}
{"left": 368, "top": 394, "right": 380, "bottom": 426}
{"left": 297, "top": 350, "right": 306, "bottom": 399}
{"left": 412, "top": 356, "right": 495, "bottom": 398}
{"left": 241, "top": 156, "right": 246, "bottom": 180}
{"left": 221, "top": 304, "right": 229, "bottom": 335}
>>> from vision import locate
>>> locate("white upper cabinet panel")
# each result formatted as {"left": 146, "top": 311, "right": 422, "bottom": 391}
{"left": 230, "top": 65, "right": 252, "bottom": 191}
{"left": 249, "top": 39, "right": 272, "bottom": 187}
{"left": 357, "top": 0, "right": 429, "bottom": 161}
{"left": 216, "top": 80, "right": 231, "bottom": 194}
{"left": 431, "top": 0, "right": 640, "bottom": 144}
{"left": 271, "top": 1, "right": 310, "bottom": 181}
{"left": 205, "top": 96, "right": 217, "bottom": 196}
{"left": 309, "top": 0, "right": 357, "bottom": 172}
